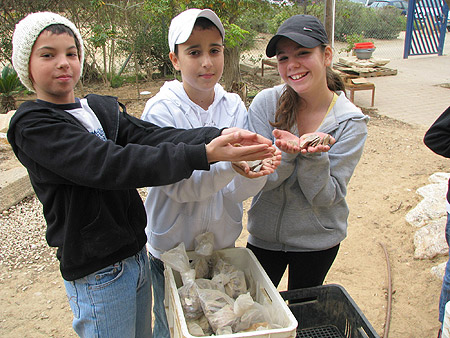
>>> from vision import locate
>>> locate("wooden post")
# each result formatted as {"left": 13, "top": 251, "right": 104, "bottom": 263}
{"left": 324, "top": 0, "right": 335, "bottom": 50}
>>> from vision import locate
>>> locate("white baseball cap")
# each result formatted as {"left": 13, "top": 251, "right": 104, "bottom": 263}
{"left": 168, "top": 8, "right": 225, "bottom": 52}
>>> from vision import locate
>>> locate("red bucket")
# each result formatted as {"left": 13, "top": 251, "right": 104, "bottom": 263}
{"left": 354, "top": 42, "right": 375, "bottom": 49}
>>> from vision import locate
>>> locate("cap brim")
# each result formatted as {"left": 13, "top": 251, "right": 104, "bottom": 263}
{"left": 266, "top": 33, "right": 323, "bottom": 57}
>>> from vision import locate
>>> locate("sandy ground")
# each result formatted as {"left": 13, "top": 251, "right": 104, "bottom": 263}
{"left": 1, "top": 75, "right": 449, "bottom": 338}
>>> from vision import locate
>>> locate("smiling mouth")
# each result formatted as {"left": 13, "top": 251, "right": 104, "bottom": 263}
{"left": 290, "top": 73, "right": 307, "bottom": 80}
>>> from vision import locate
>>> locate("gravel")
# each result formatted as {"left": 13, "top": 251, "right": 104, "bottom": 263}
{"left": 0, "top": 189, "right": 149, "bottom": 281}
{"left": 0, "top": 196, "right": 58, "bottom": 280}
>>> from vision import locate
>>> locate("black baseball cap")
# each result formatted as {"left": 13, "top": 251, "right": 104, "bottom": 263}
{"left": 266, "top": 15, "right": 329, "bottom": 57}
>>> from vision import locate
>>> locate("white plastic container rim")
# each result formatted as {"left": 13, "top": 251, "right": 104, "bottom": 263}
{"left": 443, "top": 301, "right": 450, "bottom": 338}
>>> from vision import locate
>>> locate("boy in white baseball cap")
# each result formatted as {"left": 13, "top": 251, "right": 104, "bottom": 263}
{"left": 141, "top": 8, "right": 281, "bottom": 337}
{"left": 8, "top": 11, "right": 278, "bottom": 338}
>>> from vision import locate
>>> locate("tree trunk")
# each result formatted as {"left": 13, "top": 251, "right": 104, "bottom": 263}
{"left": 223, "top": 46, "right": 241, "bottom": 91}
{"left": 223, "top": 45, "right": 247, "bottom": 102}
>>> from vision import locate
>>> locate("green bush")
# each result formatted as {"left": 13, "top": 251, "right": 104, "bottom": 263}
{"left": 261, "top": 0, "right": 405, "bottom": 42}
{"left": 364, "top": 7, "right": 406, "bottom": 39}
{"left": 0, "top": 65, "right": 25, "bottom": 113}
{"left": 335, "top": 1, "right": 405, "bottom": 40}
{"left": 110, "top": 74, "right": 124, "bottom": 88}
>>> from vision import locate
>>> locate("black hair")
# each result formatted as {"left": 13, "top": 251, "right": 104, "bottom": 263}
{"left": 41, "top": 24, "right": 81, "bottom": 57}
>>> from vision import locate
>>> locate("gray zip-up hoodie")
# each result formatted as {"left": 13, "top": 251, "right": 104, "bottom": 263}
{"left": 247, "top": 85, "right": 369, "bottom": 251}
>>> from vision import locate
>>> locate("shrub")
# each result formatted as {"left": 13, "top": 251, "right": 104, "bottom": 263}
{"left": 0, "top": 65, "right": 25, "bottom": 114}
{"left": 262, "top": 1, "right": 405, "bottom": 42}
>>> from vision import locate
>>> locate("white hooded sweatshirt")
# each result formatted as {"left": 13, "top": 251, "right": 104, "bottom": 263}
{"left": 141, "top": 80, "right": 266, "bottom": 258}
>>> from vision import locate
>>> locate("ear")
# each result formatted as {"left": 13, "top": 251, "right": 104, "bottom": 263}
{"left": 169, "top": 52, "right": 181, "bottom": 71}
{"left": 323, "top": 45, "right": 333, "bottom": 67}
{"left": 28, "top": 65, "right": 35, "bottom": 88}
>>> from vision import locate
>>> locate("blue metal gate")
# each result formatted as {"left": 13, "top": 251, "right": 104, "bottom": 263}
{"left": 404, "top": 0, "right": 449, "bottom": 58}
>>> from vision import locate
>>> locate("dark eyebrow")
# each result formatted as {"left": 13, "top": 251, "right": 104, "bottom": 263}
{"left": 36, "top": 45, "right": 77, "bottom": 51}
{"left": 276, "top": 45, "right": 302, "bottom": 56}
{"left": 184, "top": 44, "right": 201, "bottom": 51}
{"left": 184, "top": 42, "right": 223, "bottom": 51}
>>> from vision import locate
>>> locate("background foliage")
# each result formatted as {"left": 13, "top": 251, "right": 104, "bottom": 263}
{"left": 0, "top": 0, "right": 406, "bottom": 89}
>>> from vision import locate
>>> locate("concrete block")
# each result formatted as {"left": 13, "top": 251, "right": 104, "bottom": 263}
{"left": 0, "top": 166, "right": 34, "bottom": 212}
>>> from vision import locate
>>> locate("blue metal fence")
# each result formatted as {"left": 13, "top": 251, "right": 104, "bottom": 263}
{"left": 404, "top": 0, "right": 449, "bottom": 57}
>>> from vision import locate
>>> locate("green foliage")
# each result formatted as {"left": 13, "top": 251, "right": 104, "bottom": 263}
{"left": 339, "top": 32, "right": 366, "bottom": 53}
{"left": 364, "top": 7, "right": 407, "bottom": 39}
{"left": 0, "top": 65, "right": 24, "bottom": 113}
{"left": 259, "top": 0, "right": 405, "bottom": 42}
{"left": 334, "top": 0, "right": 405, "bottom": 41}
{"left": 90, "top": 24, "right": 117, "bottom": 49}
{"left": 224, "top": 23, "right": 250, "bottom": 49}
{"left": 109, "top": 74, "right": 123, "bottom": 88}
{"left": 0, "top": 66, "right": 23, "bottom": 95}
{"left": 0, "top": 0, "right": 407, "bottom": 92}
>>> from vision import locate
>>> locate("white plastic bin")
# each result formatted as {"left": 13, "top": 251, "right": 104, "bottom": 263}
{"left": 443, "top": 301, "right": 450, "bottom": 338}
{"left": 164, "top": 247, "right": 298, "bottom": 338}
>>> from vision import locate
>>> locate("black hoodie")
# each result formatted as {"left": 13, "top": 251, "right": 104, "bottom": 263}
{"left": 7, "top": 94, "right": 220, "bottom": 280}
{"left": 424, "top": 106, "right": 450, "bottom": 205}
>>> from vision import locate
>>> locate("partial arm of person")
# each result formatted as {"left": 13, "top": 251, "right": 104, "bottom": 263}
{"left": 141, "top": 99, "right": 276, "bottom": 203}
{"left": 10, "top": 106, "right": 271, "bottom": 191}
{"left": 424, "top": 106, "right": 450, "bottom": 158}
{"left": 141, "top": 100, "right": 238, "bottom": 202}
{"left": 247, "top": 87, "right": 297, "bottom": 190}
{"left": 122, "top": 106, "right": 275, "bottom": 163}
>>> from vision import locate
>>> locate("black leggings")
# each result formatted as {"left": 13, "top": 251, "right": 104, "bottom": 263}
{"left": 246, "top": 242, "right": 340, "bottom": 290}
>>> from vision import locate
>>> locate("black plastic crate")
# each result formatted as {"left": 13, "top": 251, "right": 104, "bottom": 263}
{"left": 280, "top": 284, "right": 380, "bottom": 338}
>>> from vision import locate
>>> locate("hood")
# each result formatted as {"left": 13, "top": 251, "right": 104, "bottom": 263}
{"left": 320, "top": 91, "right": 369, "bottom": 132}
{"left": 147, "top": 80, "right": 239, "bottom": 119}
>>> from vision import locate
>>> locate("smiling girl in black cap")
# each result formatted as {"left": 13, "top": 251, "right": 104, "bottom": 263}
{"left": 245, "top": 14, "right": 370, "bottom": 291}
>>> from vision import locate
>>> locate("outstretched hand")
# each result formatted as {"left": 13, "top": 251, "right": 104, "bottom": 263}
{"left": 221, "top": 127, "right": 273, "bottom": 147}
{"left": 232, "top": 148, "right": 282, "bottom": 178}
{"left": 273, "top": 129, "right": 335, "bottom": 154}
{"left": 206, "top": 128, "right": 276, "bottom": 163}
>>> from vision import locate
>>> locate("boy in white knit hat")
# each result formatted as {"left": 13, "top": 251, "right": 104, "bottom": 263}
{"left": 141, "top": 8, "right": 281, "bottom": 337}
{"left": 8, "top": 11, "right": 278, "bottom": 338}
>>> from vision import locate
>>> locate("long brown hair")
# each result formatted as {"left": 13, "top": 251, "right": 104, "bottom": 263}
{"left": 270, "top": 45, "right": 345, "bottom": 131}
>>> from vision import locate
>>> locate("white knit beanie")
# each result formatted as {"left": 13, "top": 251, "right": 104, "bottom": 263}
{"left": 12, "top": 12, "right": 84, "bottom": 92}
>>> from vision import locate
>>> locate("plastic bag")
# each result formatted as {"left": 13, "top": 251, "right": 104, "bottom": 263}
{"left": 187, "top": 315, "right": 213, "bottom": 336}
{"left": 191, "top": 232, "right": 215, "bottom": 279}
{"left": 195, "top": 278, "right": 225, "bottom": 293}
{"left": 178, "top": 282, "right": 203, "bottom": 320}
{"left": 161, "top": 242, "right": 195, "bottom": 285}
{"left": 212, "top": 256, "right": 247, "bottom": 299}
{"left": 197, "top": 288, "right": 238, "bottom": 333}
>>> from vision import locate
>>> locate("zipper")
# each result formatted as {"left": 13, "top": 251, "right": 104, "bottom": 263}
{"left": 275, "top": 181, "right": 288, "bottom": 250}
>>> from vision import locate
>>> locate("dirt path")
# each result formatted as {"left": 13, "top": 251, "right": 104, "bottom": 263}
{"left": 1, "top": 78, "right": 448, "bottom": 337}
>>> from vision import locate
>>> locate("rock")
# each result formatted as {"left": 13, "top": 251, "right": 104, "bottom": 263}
{"left": 406, "top": 173, "right": 450, "bottom": 278}
{"left": 414, "top": 217, "right": 447, "bottom": 259}
{"left": 406, "top": 182, "right": 447, "bottom": 227}
{"left": 431, "top": 261, "right": 446, "bottom": 281}
{"left": 406, "top": 195, "right": 447, "bottom": 227}
{"left": 428, "top": 172, "right": 450, "bottom": 184}
{"left": 0, "top": 110, "right": 16, "bottom": 133}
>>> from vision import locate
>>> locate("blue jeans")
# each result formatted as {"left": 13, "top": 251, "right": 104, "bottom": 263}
{"left": 149, "top": 253, "right": 170, "bottom": 338}
{"left": 64, "top": 248, "right": 152, "bottom": 338}
{"left": 439, "top": 213, "right": 450, "bottom": 323}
